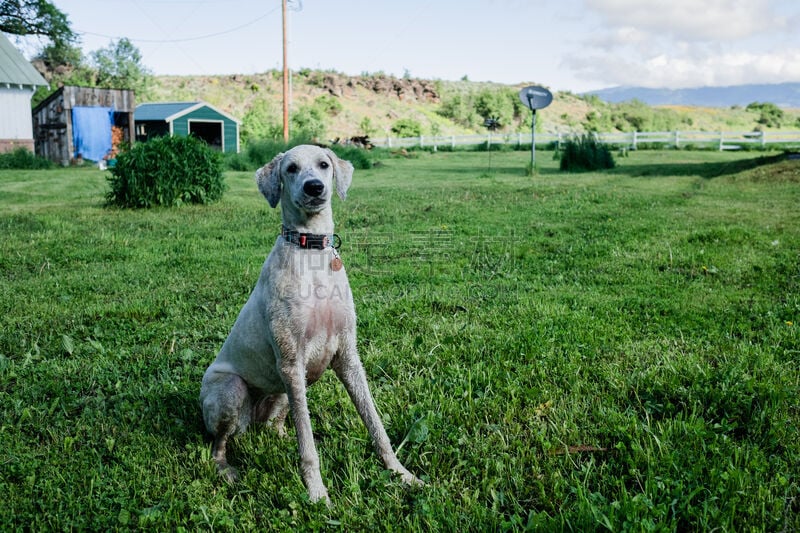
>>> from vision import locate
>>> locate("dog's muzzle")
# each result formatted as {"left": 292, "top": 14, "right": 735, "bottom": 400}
{"left": 303, "top": 179, "right": 325, "bottom": 197}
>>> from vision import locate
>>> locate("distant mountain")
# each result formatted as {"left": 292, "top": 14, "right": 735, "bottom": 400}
{"left": 586, "top": 83, "right": 800, "bottom": 108}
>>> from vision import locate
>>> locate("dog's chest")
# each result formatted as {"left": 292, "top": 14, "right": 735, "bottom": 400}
{"left": 266, "top": 246, "right": 354, "bottom": 379}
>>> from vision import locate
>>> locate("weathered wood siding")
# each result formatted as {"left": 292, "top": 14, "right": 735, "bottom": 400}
{"left": 33, "top": 86, "right": 135, "bottom": 164}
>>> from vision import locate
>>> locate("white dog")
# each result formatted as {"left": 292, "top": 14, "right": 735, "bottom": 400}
{"left": 200, "top": 145, "right": 422, "bottom": 504}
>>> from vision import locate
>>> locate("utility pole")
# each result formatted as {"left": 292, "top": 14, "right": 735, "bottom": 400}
{"left": 282, "top": 0, "right": 289, "bottom": 143}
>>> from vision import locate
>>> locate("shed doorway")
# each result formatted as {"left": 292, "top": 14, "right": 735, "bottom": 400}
{"left": 189, "top": 120, "right": 223, "bottom": 151}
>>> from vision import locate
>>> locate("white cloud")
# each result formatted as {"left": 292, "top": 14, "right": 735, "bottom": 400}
{"left": 584, "top": 0, "right": 786, "bottom": 41}
{"left": 565, "top": 0, "right": 800, "bottom": 88}
{"left": 586, "top": 26, "right": 649, "bottom": 48}
{"left": 565, "top": 47, "right": 800, "bottom": 88}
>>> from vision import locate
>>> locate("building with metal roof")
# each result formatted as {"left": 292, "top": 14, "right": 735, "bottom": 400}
{"left": 0, "top": 32, "right": 48, "bottom": 153}
{"left": 135, "top": 101, "right": 240, "bottom": 153}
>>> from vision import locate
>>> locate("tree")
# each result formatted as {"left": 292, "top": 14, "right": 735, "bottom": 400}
{"left": 0, "top": 0, "right": 75, "bottom": 48}
{"left": 91, "top": 38, "right": 151, "bottom": 94}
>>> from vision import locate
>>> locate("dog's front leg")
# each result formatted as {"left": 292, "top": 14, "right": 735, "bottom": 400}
{"left": 281, "top": 364, "right": 330, "bottom": 505}
{"left": 332, "top": 347, "right": 424, "bottom": 487}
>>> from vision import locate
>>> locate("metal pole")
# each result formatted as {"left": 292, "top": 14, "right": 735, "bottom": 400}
{"left": 282, "top": 0, "right": 289, "bottom": 143}
{"left": 530, "top": 106, "right": 537, "bottom": 169}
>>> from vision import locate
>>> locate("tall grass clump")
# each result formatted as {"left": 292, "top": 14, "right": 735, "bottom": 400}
{"left": 0, "top": 147, "right": 53, "bottom": 169}
{"left": 559, "top": 134, "right": 616, "bottom": 172}
{"left": 106, "top": 135, "right": 225, "bottom": 208}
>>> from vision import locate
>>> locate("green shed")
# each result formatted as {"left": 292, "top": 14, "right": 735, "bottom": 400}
{"left": 134, "top": 101, "right": 240, "bottom": 153}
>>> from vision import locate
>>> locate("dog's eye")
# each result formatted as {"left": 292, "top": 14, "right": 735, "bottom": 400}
{"left": 319, "top": 161, "right": 329, "bottom": 169}
{"left": 286, "top": 163, "right": 298, "bottom": 173}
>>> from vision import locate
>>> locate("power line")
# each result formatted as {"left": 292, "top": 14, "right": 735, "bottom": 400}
{"left": 75, "top": 6, "right": 280, "bottom": 44}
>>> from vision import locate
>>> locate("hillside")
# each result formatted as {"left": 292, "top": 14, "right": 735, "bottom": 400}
{"left": 144, "top": 71, "right": 800, "bottom": 141}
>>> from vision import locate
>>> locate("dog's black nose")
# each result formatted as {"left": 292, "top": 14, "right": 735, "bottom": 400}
{"left": 303, "top": 179, "right": 325, "bottom": 197}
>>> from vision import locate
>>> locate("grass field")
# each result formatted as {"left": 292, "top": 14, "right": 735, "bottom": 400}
{"left": 1, "top": 149, "right": 798, "bottom": 530}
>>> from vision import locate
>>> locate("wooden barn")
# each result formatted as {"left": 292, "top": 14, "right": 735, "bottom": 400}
{"left": 134, "top": 101, "right": 240, "bottom": 153}
{"left": 0, "top": 33, "right": 48, "bottom": 153}
{"left": 32, "top": 86, "right": 135, "bottom": 165}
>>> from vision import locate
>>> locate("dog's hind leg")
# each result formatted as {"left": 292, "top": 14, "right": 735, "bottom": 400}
{"left": 253, "top": 393, "right": 290, "bottom": 437}
{"left": 200, "top": 372, "right": 252, "bottom": 483}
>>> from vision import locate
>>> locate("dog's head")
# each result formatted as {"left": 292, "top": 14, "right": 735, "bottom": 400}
{"left": 255, "top": 145, "right": 354, "bottom": 212}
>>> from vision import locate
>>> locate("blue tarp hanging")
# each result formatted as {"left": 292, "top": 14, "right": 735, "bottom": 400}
{"left": 72, "top": 106, "right": 113, "bottom": 162}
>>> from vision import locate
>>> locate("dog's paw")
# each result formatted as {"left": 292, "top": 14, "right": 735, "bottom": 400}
{"left": 307, "top": 485, "right": 331, "bottom": 507}
{"left": 217, "top": 464, "right": 239, "bottom": 484}
{"left": 394, "top": 467, "right": 425, "bottom": 487}
{"left": 267, "top": 420, "right": 288, "bottom": 438}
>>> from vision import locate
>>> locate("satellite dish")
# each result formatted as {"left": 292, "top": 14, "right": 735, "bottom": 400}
{"left": 518, "top": 85, "right": 553, "bottom": 170}
{"left": 519, "top": 85, "right": 553, "bottom": 110}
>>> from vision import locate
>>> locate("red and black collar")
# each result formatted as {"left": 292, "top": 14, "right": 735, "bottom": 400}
{"left": 281, "top": 225, "right": 341, "bottom": 250}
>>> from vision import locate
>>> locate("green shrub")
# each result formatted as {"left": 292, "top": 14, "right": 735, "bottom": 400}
{"left": 223, "top": 151, "right": 252, "bottom": 171}
{"left": 391, "top": 118, "right": 422, "bottom": 138}
{"left": 106, "top": 135, "right": 225, "bottom": 208}
{"left": 244, "top": 139, "right": 291, "bottom": 168}
{"left": 313, "top": 94, "right": 343, "bottom": 116}
{"left": 0, "top": 148, "right": 53, "bottom": 170}
{"left": 291, "top": 105, "right": 326, "bottom": 140}
{"left": 241, "top": 99, "right": 282, "bottom": 144}
{"left": 327, "top": 145, "right": 374, "bottom": 170}
{"left": 559, "top": 134, "right": 616, "bottom": 172}
{"left": 224, "top": 137, "right": 373, "bottom": 171}
{"left": 746, "top": 102, "right": 784, "bottom": 128}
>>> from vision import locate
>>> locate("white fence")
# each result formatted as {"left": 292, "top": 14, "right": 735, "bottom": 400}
{"left": 371, "top": 130, "right": 800, "bottom": 151}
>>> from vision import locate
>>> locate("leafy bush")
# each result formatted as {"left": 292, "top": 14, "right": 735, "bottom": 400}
{"left": 313, "top": 94, "right": 343, "bottom": 116}
{"left": 438, "top": 93, "right": 482, "bottom": 129}
{"left": 243, "top": 139, "right": 292, "bottom": 168}
{"left": 581, "top": 98, "right": 688, "bottom": 132}
{"left": 106, "top": 135, "right": 225, "bottom": 208}
{"left": 746, "top": 102, "right": 784, "bottom": 128}
{"left": 291, "top": 105, "right": 327, "bottom": 140}
{"left": 559, "top": 134, "right": 616, "bottom": 172}
{"left": 475, "top": 89, "right": 515, "bottom": 130}
{"left": 327, "top": 145, "right": 374, "bottom": 170}
{"left": 222, "top": 138, "right": 374, "bottom": 171}
{"left": 0, "top": 148, "right": 53, "bottom": 169}
{"left": 391, "top": 118, "right": 422, "bottom": 137}
{"left": 241, "top": 99, "right": 283, "bottom": 144}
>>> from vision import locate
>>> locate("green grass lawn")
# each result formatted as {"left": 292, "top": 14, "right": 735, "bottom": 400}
{"left": 1, "top": 149, "right": 798, "bottom": 530}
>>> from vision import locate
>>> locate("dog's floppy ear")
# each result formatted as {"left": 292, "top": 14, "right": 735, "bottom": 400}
{"left": 325, "top": 148, "right": 354, "bottom": 201}
{"left": 255, "top": 152, "right": 284, "bottom": 208}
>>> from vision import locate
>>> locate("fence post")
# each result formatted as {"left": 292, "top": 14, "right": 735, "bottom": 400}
{"left": 387, "top": 136, "right": 392, "bottom": 148}
{"left": 419, "top": 135, "right": 424, "bottom": 148}
{"left": 761, "top": 130, "right": 766, "bottom": 148}
{"left": 674, "top": 130, "right": 680, "bottom": 149}
{"left": 632, "top": 131, "right": 638, "bottom": 150}
{"left": 719, "top": 131, "right": 724, "bottom": 151}
{"left": 557, "top": 132, "right": 562, "bottom": 151}
{"left": 451, "top": 135, "right": 455, "bottom": 149}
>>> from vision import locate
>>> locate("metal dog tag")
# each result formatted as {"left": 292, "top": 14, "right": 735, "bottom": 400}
{"left": 330, "top": 254, "right": 343, "bottom": 272}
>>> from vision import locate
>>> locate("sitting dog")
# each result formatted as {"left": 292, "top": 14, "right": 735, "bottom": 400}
{"left": 200, "top": 144, "right": 422, "bottom": 504}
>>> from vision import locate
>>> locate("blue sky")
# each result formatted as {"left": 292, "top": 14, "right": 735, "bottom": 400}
{"left": 28, "top": 0, "right": 800, "bottom": 92}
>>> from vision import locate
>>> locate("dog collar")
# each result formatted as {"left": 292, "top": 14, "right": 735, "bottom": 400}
{"left": 281, "top": 226, "right": 341, "bottom": 250}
